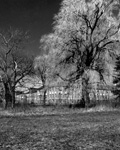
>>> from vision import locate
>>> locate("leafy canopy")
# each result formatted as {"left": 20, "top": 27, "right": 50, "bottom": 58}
{"left": 40, "top": 0, "right": 120, "bottom": 83}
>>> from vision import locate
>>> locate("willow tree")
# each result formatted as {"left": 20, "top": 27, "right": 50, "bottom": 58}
{"left": 40, "top": 0, "right": 120, "bottom": 107}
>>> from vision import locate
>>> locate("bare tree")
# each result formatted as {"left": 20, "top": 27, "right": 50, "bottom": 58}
{"left": 0, "top": 28, "right": 33, "bottom": 108}
{"left": 40, "top": 0, "right": 120, "bottom": 107}
{"left": 34, "top": 54, "right": 53, "bottom": 106}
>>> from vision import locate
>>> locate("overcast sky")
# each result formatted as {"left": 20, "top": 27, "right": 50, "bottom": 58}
{"left": 0, "top": 0, "right": 62, "bottom": 56}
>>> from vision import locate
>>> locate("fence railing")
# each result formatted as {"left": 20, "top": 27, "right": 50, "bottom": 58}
{"left": 15, "top": 83, "right": 114, "bottom": 105}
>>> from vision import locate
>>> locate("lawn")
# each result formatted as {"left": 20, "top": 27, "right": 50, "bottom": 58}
{"left": 0, "top": 108, "right": 120, "bottom": 150}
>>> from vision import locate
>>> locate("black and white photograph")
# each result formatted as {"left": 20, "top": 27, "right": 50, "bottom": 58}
{"left": 0, "top": 0, "right": 120, "bottom": 149}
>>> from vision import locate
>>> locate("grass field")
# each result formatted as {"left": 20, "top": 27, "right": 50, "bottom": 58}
{"left": 0, "top": 107, "right": 120, "bottom": 150}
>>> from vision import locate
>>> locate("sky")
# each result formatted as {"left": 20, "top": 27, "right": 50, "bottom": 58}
{"left": 0, "top": 0, "right": 119, "bottom": 57}
{"left": 0, "top": 0, "right": 62, "bottom": 56}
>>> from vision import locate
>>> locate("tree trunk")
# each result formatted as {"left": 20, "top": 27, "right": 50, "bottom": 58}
{"left": 3, "top": 83, "right": 12, "bottom": 109}
{"left": 43, "top": 89, "right": 47, "bottom": 106}
{"left": 4, "top": 92, "right": 9, "bottom": 109}
{"left": 82, "top": 75, "right": 90, "bottom": 108}
{"left": 11, "top": 88, "right": 16, "bottom": 108}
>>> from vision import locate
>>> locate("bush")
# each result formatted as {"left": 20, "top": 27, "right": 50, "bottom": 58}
{"left": 87, "top": 100, "right": 96, "bottom": 108}
{"left": 68, "top": 99, "right": 85, "bottom": 108}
